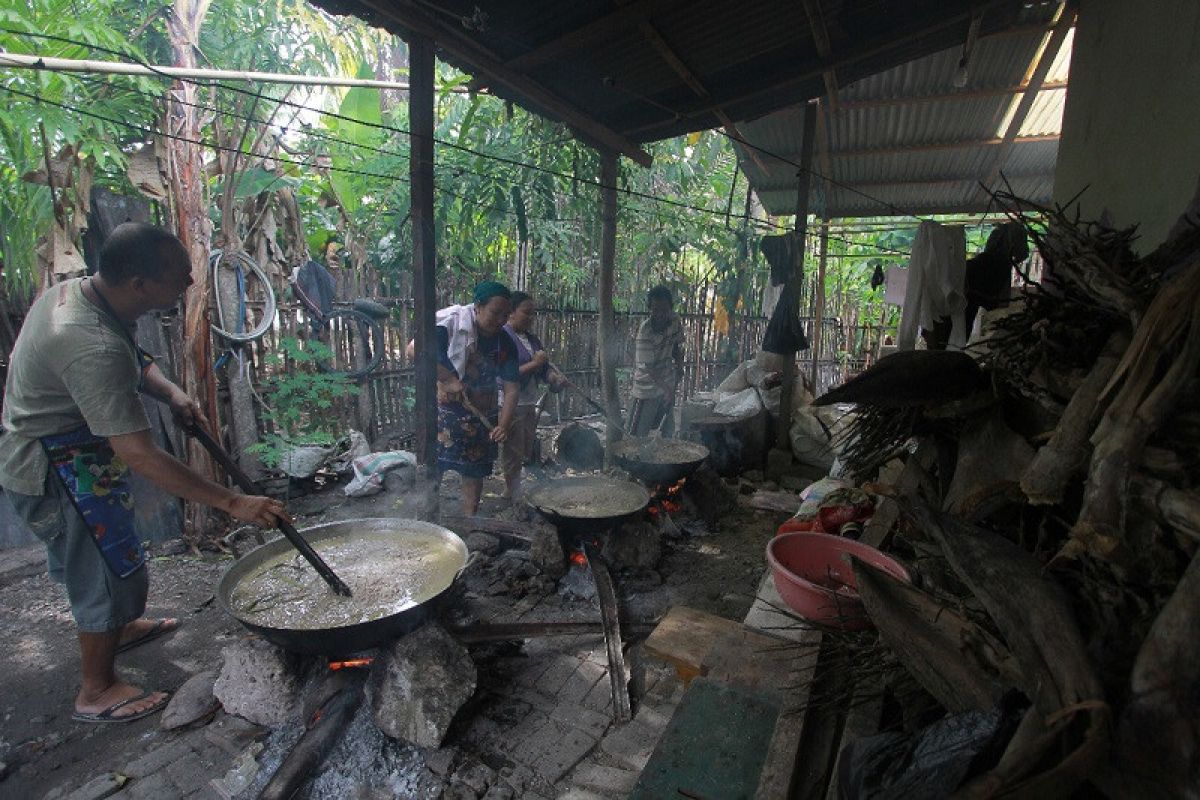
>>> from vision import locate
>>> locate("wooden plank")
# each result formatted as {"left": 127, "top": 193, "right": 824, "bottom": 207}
{"left": 644, "top": 605, "right": 743, "bottom": 686}
{"left": 825, "top": 682, "right": 883, "bottom": 800}
{"left": 703, "top": 629, "right": 794, "bottom": 694}
{"left": 451, "top": 621, "right": 656, "bottom": 643}
{"left": 745, "top": 572, "right": 822, "bottom": 800}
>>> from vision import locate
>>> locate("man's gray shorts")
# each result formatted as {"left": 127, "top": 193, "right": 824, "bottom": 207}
{"left": 7, "top": 471, "right": 148, "bottom": 633}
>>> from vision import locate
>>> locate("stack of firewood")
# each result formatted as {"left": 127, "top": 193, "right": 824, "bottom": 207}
{"left": 835, "top": 184, "right": 1200, "bottom": 797}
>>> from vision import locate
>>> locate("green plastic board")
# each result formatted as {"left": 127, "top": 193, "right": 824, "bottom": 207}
{"left": 630, "top": 677, "right": 781, "bottom": 800}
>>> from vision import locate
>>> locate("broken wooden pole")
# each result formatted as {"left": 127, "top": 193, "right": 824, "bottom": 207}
{"left": 409, "top": 32, "right": 438, "bottom": 468}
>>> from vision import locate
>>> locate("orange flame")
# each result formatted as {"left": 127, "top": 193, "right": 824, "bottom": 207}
{"left": 328, "top": 658, "right": 374, "bottom": 671}
{"left": 570, "top": 551, "right": 588, "bottom": 566}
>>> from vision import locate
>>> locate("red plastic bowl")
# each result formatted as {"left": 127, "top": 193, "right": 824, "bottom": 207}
{"left": 766, "top": 532, "right": 910, "bottom": 630}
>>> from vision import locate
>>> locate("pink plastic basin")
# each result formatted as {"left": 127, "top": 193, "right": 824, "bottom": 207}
{"left": 766, "top": 532, "right": 910, "bottom": 630}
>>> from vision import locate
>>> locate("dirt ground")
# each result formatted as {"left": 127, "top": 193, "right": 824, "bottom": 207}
{"left": 0, "top": 458, "right": 788, "bottom": 799}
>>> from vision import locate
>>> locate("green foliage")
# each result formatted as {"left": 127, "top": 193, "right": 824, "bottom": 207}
{"left": 0, "top": 0, "right": 163, "bottom": 290}
{"left": 250, "top": 337, "right": 358, "bottom": 468}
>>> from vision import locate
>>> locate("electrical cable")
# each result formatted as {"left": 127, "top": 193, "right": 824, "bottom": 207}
{"left": 0, "top": 29, "right": 793, "bottom": 231}
{"left": 3, "top": 29, "right": 919, "bottom": 254}
{"left": 209, "top": 248, "right": 277, "bottom": 342}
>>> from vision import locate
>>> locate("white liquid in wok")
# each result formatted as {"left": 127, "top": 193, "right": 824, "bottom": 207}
{"left": 229, "top": 531, "right": 463, "bottom": 630}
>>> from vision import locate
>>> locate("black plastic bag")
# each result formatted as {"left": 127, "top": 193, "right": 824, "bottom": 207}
{"left": 838, "top": 693, "right": 1027, "bottom": 800}
{"left": 762, "top": 282, "right": 809, "bottom": 354}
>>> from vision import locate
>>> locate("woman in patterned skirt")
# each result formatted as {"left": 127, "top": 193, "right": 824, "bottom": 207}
{"left": 433, "top": 281, "right": 521, "bottom": 515}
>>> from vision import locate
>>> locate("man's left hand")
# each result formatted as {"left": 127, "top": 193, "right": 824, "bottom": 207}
{"left": 489, "top": 423, "right": 510, "bottom": 443}
{"left": 168, "top": 390, "right": 208, "bottom": 429}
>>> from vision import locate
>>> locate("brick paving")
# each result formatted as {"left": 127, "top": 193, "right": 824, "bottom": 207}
{"left": 33, "top": 563, "right": 686, "bottom": 800}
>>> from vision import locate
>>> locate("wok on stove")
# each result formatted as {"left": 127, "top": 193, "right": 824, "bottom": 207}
{"left": 525, "top": 476, "right": 650, "bottom": 534}
{"left": 612, "top": 436, "right": 709, "bottom": 485}
{"left": 216, "top": 518, "right": 469, "bottom": 655}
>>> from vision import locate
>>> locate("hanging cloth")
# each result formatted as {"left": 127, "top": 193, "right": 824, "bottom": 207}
{"left": 897, "top": 221, "right": 967, "bottom": 350}
{"left": 435, "top": 303, "right": 477, "bottom": 378}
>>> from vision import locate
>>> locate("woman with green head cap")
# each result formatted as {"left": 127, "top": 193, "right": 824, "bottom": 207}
{"left": 427, "top": 280, "right": 521, "bottom": 515}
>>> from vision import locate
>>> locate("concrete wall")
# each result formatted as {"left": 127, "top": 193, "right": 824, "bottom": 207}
{"left": 1053, "top": 0, "right": 1200, "bottom": 254}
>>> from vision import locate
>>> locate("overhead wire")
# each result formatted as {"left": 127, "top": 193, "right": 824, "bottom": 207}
{"left": 1, "top": 26, "right": 919, "bottom": 255}
{"left": 29, "top": 59, "right": 798, "bottom": 237}
{"left": 0, "top": 29, "right": 772, "bottom": 228}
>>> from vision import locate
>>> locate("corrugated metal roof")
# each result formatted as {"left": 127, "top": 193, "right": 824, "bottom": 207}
{"left": 734, "top": 11, "right": 1072, "bottom": 218}
{"left": 309, "top": 0, "right": 1058, "bottom": 152}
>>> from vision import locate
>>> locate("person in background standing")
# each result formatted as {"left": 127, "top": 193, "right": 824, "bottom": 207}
{"left": 500, "top": 292, "right": 566, "bottom": 501}
{"left": 628, "top": 285, "right": 685, "bottom": 437}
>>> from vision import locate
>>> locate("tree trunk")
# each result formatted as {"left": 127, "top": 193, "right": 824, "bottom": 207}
{"left": 166, "top": 0, "right": 220, "bottom": 542}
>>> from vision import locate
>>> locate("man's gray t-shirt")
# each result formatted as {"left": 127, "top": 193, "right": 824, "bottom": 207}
{"left": 0, "top": 278, "right": 150, "bottom": 495}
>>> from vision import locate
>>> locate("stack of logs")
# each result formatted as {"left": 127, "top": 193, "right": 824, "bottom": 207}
{"left": 832, "top": 185, "right": 1200, "bottom": 797}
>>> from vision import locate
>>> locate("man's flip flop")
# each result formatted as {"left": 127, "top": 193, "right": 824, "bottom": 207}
{"left": 116, "top": 618, "right": 180, "bottom": 654}
{"left": 72, "top": 691, "right": 171, "bottom": 724}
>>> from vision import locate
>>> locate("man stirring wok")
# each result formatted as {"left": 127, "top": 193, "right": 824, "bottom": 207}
{"left": 0, "top": 223, "right": 289, "bottom": 723}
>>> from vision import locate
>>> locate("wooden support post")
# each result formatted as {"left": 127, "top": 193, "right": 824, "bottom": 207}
{"left": 773, "top": 102, "right": 817, "bottom": 464}
{"left": 810, "top": 220, "right": 830, "bottom": 394}
{"left": 410, "top": 34, "right": 437, "bottom": 468}
{"left": 598, "top": 150, "right": 622, "bottom": 464}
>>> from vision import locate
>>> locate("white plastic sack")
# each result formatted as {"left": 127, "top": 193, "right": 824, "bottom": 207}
{"left": 715, "top": 361, "right": 750, "bottom": 393}
{"left": 712, "top": 387, "right": 763, "bottom": 418}
{"left": 280, "top": 445, "right": 335, "bottom": 478}
{"left": 344, "top": 450, "right": 417, "bottom": 497}
{"left": 790, "top": 407, "right": 833, "bottom": 472}
{"left": 330, "top": 430, "right": 372, "bottom": 473}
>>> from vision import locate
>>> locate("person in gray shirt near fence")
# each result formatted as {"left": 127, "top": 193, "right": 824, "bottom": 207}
{"left": 0, "top": 223, "right": 288, "bottom": 723}
{"left": 628, "top": 285, "right": 686, "bottom": 437}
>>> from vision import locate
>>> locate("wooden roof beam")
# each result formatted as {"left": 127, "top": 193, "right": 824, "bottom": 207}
{"left": 634, "top": 19, "right": 770, "bottom": 173}
{"left": 974, "top": 4, "right": 1074, "bottom": 200}
{"left": 799, "top": 0, "right": 840, "bottom": 112}
{"left": 357, "top": 0, "right": 653, "bottom": 167}
{"left": 467, "top": 0, "right": 690, "bottom": 91}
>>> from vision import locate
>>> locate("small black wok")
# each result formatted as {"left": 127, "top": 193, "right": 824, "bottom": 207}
{"left": 612, "top": 437, "right": 710, "bottom": 485}
{"left": 525, "top": 476, "right": 650, "bottom": 535}
{"left": 217, "top": 518, "right": 469, "bottom": 655}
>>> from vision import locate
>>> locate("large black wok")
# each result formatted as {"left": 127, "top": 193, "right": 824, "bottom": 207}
{"left": 217, "top": 518, "right": 469, "bottom": 655}
{"left": 612, "top": 436, "right": 710, "bottom": 485}
{"left": 525, "top": 476, "right": 650, "bottom": 536}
